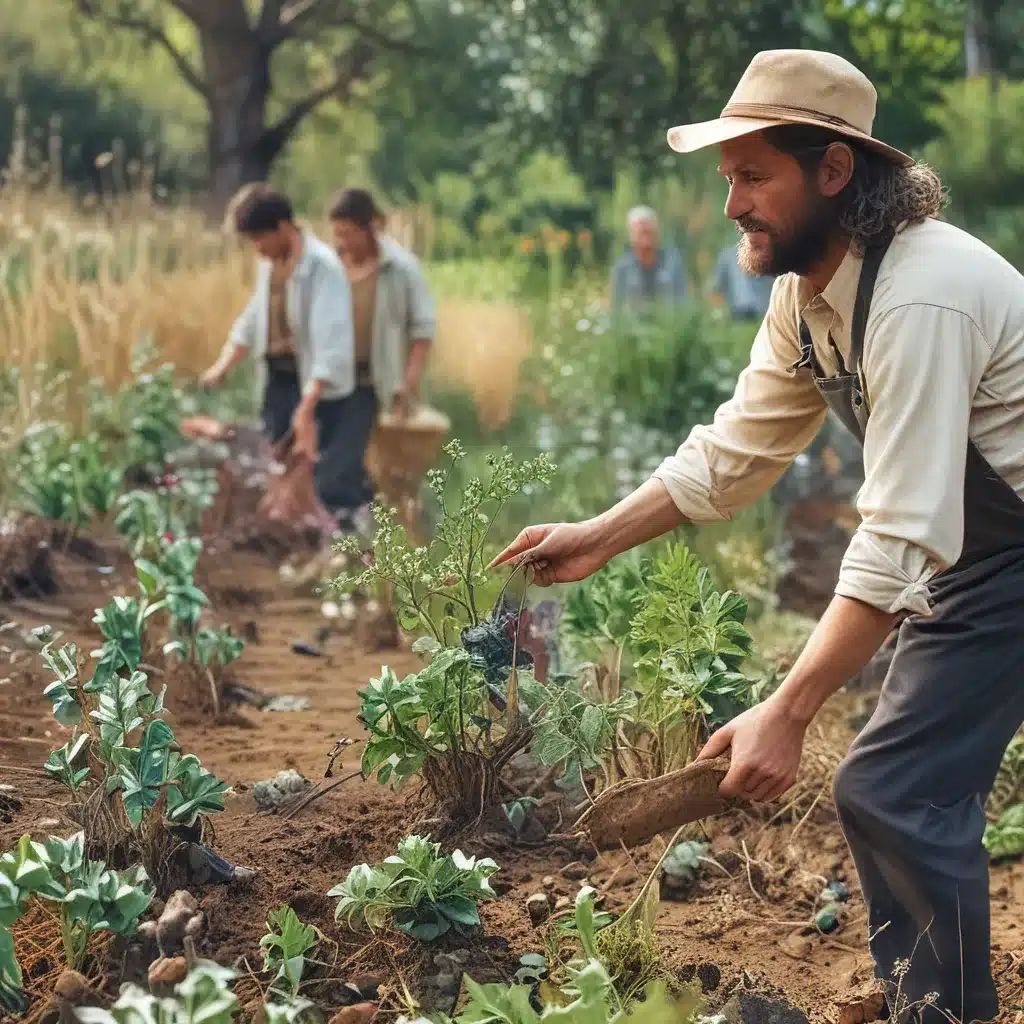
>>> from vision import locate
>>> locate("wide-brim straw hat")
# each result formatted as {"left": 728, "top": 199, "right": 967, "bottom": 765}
{"left": 667, "top": 49, "right": 912, "bottom": 167}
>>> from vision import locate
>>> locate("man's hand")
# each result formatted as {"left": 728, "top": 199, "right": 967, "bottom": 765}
{"left": 200, "top": 365, "right": 226, "bottom": 390}
{"left": 291, "top": 402, "right": 318, "bottom": 462}
{"left": 697, "top": 696, "right": 807, "bottom": 803}
{"left": 488, "top": 522, "right": 615, "bottom": 586}
{"left": 391, "top": 384, "right": 412, "bottom": 421}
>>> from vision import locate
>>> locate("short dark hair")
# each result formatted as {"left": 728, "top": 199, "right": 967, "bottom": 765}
{"left": 233, "top": 185, "right": 294, "bottom": 235}
{"left": 327, "top": 187, "right": 382, "bottom": 228}
{"left": 762, "top": 124, "right": 946, "bottom": 251}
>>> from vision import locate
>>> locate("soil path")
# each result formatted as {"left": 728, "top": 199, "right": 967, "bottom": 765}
{"left": 2, "top": 544, "right": 1023, "bottom": 1023}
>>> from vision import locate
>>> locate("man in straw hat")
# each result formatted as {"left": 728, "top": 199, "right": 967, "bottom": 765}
{"left": 493, "top": 49, "right": 1024, "bottom": 1022}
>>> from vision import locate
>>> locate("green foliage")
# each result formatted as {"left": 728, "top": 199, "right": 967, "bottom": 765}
{"left": 260, "top": 906, "right": 319, "bottom": 1003}
{"left": 77, "top": 962, "right": 241, "bottom": 1024}
{"left": 452, "top": 887, "right": 700, "bottom": 1023}
{"left": 527, "top": 680, "right": 635, "bottom": 788}
{"left": 358, "top": 648, "right": 482, "bottom": 788}
{"left": 328, "top": 835, "right": 499, "bottom": 942}
{"left": 0, "top": 834, "right": 56, "bottom": 1014}
{"left": 39, "top": 832, "right": 153, "bottom": 970}
{"left": 116, "top": 475, "right": 218, "bottom": 560}
{"left": 15, "top": 430, "right": 120, "bottom": 526}
{"left": 44, "top": 734, "right": 91, "bottom": 791}
{"left": 332, "top": 441, "right": 554, "bottom": 644}
{"left": 987, "top": 734, "right": 1024, "bottom": 821}
{"left": 983, "top": 804, "right": 1024, "bottom": 861}
{"left": 1, "top": 832, "right": 152, "bottom": 978}
{"left": 503, "top": 797, "right": 539, "bottom": 840}
{"left": 42, "top": 639, "right": 84, "bottom": 726}
{"left": 194, "top": 627, "right": 244, "bottom": 669}
{"left": 923, "top": 77, "right": 1024, "bottom": 268}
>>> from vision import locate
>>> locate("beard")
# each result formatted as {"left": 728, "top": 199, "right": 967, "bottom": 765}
{"left": 736, "top": 192, "right": 837, "bottom": 277}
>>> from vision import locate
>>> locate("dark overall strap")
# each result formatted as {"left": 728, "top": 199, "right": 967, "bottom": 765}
{"left": 848, "top": 230, "right": 895, "bottom": 392}
{"left": 847, "top": 231, "right": 1024, "bottom": 570}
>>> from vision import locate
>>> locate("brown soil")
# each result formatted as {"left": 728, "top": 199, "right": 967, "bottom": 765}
{"left": 2, "top": 535, "right": 1023, "bottom": 1024}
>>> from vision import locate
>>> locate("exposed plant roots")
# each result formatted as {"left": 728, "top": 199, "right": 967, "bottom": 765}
{"left": 64, "top": 787, "right": 199, "bottom": 897}
{"left": 419, "top": 729, "right": 534, "bottom": 832}
{"left": 11, "top": 899, "right": 112, "bottom": 1024}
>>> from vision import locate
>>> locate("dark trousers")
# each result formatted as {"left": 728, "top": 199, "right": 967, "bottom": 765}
{"left": 833, "top": 547, "right": 1024, "bottom": 1023}
{"left": 261, "top": 365, "right": 377, "bottom": 517}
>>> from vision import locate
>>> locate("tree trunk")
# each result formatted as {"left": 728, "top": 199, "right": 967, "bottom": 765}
{"left": 199, "top": 24, "right": 277, "bottom": 214}
{"left": 965, "top": 0, "right": 996, "bottom": 77}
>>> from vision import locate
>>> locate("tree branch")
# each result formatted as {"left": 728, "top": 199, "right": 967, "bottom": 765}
{"left": 74, "top": 0, "right": 210, "bottom": 98}
{"left": 260, "top": 41, "right": 375, "bottom": 156}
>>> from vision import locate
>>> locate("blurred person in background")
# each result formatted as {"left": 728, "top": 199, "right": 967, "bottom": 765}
{"left": 712, "top": 243, "right": 776, "bottom": 321}
{"left": 610, "top": 205, "right": 688, "bottom": 312}
{"left": 201, "top": 184, "right": 366, "bottom": 531}
{"left": 496, "top": 48, "right": 1024, "bottom": 1024}
{"left": 327, "top": 187, "right": 435, "bottom": 434}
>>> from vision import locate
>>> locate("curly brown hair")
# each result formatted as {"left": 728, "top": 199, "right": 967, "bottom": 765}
{"left": 762, "top": 124, "right": 948, "bottom": 252}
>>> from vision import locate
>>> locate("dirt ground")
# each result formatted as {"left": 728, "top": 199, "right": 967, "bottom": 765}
{"left": 2, "top": 537, "right": 1024, "bottom": 1024}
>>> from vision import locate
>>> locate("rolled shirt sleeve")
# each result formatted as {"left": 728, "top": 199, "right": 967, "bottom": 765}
{"left": 228, "top": 291, "right": 260, "bottom": 350}
{"left": 306, "top": 260, "right": 355, "bottom": 396}
{"left": 652, "top": 278, "right": 827, "bottom": 521}
{"left": 836, "top": 303, "right": 986, "bottom": 615}
{"left": 405, "top": 257, "right": 436, "bottom": 342}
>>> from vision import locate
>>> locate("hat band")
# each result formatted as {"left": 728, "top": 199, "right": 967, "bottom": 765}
{"left": 721, "top": 101, "right": 866, "bottom": 134}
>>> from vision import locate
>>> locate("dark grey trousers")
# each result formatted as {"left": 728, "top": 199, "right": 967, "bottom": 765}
{"left": 261, "top": 366, "right": 377, "bottom": 517}
{"left": 834, "top": 546, "right": 1024, "bottom": 1023}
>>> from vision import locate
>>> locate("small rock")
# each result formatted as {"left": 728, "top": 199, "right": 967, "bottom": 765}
{"left": 252, "top": 769, "right": 312, "bottom": 812}
{"left": 53, "top": 970, "right": 94, "bottom": 1004}
{"left": 542, "top": 875, "right": 556, "bottom": 891}
{"left": 328, "top": 1004, "right": 378, "bottom": 1024}
{"left": 232, "top": 864, "right": 258, "bottom": 885}
{"left": 561, "top": 861, "right": 589, "bottom": 880}
{"left": 434, "top": 972, "right": 460, "bottom": 995}
{"left": 149, "top": 956, "right": 188, "bottom": 988}
{"left": 37, "top": 818, "right": 61, "bottom": 829}
{"left": 779, "top": 931, "right": 813, "bottom": 961}
{"left": 526, "top": 893, "right": 551, "bottom": 925}
{"left": 157, "top": 891, "right": 201, "bottom": 955}
{"left": 554, "top": 896, "right": 570, "bottom": 912}
{"left": 836, "top": 981, "right": 887, "bottom": 1024}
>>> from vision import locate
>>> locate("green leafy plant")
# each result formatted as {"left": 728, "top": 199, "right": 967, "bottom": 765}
{"left": 334, "top": 441, "right": 555, "bottom": 822}
{"left": 260, "top": 905, "right": 319, "bottom": 1003}
{"left": 1, "top": 832, "right": 152, "bottom": 983}
{"left": 38, "top": 633, "right": 227, "bottom": 885}
{"left": 45, "top": 734, "right": 92, "bottom": 791}
{"left": 984, "top": 804, "right": 1024, "bottom": 861}
{"left": 328, "top": 835, "right": 498, "bottom": 942}
{"left": 333, "top": 442, "right": 555, "bottom": 644}
{"left": 39, "top": 832, "right": 153, "bottom": 970}
{"left": 77, "top": 961, "right": 240, "bottom": 1024}
{"left": 503, "top": 798, "right": 540, "bottom": 840}
{"left": 558, "top": 543, "right": 764, "bottom": 786}
{"left": 0, "top": 835, "right": 56, "bottom": 1014}
{"left": 450, "top": 887, "right": 701, "bottom": 1022}
{"left": 115, "top": 472, "right": 218, "bottom": 559}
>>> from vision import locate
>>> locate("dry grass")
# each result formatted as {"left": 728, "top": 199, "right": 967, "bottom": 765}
{"left": 0, "top": 188, "right": 533, "bottom": 443}
{"left": 431, "top": 299, "right": 534, "bottom": 428}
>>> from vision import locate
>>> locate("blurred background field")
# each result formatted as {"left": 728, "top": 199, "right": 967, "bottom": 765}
{"left": 0, "top": 0, "right": 1021, "bottom": 619}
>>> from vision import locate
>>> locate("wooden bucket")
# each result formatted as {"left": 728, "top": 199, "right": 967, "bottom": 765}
{"left": 366, "top": 403, "right": 451, "bottom": 509}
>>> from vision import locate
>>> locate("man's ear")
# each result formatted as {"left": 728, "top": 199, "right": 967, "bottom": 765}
{"left": 818, "top": 142, "right": 855, "bottom": 198}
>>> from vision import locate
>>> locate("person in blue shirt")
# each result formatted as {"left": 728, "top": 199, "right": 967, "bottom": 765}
{"left": 610, "top": 206, "right": 687, "bottom": 312}
{"left": 712, "top": 244, "right": 776, "bottom": 321}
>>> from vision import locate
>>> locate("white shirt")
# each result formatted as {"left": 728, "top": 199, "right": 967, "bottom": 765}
{"left": 653, "top": 218, "right": 1024, "bottom": 615}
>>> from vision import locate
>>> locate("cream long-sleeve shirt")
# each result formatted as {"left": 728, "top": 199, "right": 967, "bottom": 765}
{"left": 653, "top": 218, "right": 1024, "bottom": 615}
